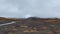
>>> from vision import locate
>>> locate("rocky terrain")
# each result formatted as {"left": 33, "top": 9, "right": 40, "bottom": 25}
{"left": 0, "top": 17, "right": 60, "bottom": 34}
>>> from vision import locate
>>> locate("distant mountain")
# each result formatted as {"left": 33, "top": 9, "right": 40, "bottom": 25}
{"left": 0, "top": 17, "right": 60, "bottom": 23}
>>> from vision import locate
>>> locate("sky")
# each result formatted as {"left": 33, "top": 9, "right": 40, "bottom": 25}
{"left": 0, "top": 0, "right": 60, "bottom": 18}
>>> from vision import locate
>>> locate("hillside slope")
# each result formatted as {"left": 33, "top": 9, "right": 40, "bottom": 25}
{"left": 0, "top": 17, "right": 60, "bottom": 34}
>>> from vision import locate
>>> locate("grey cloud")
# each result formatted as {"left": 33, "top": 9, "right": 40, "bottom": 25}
{"left": 0, "top": 0, "right": 60, "bottom": 18}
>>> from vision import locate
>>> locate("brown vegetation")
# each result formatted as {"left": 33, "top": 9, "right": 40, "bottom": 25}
{"left": 0, "top": 17, "right": 60, "bottom": 34}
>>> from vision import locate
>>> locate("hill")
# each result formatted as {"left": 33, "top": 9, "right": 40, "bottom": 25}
{"left": 0, "top": 17, "right": 60, "bottom": 34}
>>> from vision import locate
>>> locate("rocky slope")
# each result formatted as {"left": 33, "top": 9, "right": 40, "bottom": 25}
{"left": 0, "top": 17, "right": 60, "bottom": 34}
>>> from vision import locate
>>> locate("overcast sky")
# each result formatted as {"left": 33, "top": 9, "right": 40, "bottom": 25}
{"left": 0, "top": 0, "right": 60, "bottom": 18}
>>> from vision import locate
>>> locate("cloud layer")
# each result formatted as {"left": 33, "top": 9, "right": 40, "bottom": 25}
{"left": 0, "top": 0, "right": 60, "bottom": 18}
